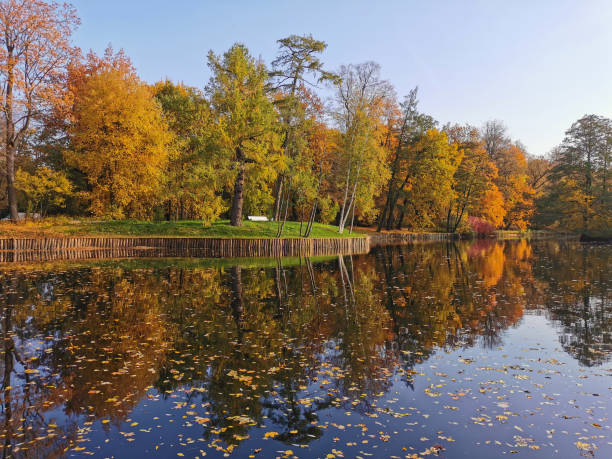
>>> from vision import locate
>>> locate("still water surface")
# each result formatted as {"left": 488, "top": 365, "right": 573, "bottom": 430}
{"left": 0, "top": 240, "right": 610, "bottom": 458}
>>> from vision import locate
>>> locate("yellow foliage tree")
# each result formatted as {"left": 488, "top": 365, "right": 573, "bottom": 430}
{"left": 15, "top": 166, "right": 73, "bottom": 217}
{"left": 477, "top": 184, "right": 506, "bottom": 228}
{"left": 67, "top": 68, "right": 173, "bottom": 218}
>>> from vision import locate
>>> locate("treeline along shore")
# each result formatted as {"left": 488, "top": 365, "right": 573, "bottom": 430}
{"left": 1, "top": 1, "right": 610, "bottom": 239}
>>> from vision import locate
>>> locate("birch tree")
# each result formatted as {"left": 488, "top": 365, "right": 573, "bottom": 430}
{"left": 332, "top": 62, "right": 393, "bottom": 233}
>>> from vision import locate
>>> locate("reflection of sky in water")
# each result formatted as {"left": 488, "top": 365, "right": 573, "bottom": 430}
{"left": 0, "top": 240, "right": 610, "bottom": 458}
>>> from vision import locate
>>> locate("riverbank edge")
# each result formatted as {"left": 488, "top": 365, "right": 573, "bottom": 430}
{"left": 0, "top": 235, "right": 370, "bottom": 260}
{"left": 367, "top": 230, "right": 581, "bottom": 244}
{"left": 0, "top": 230, "right": 589, "bottom": 264}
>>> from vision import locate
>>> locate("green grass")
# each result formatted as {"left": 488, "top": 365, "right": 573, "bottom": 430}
{"left": 9, "top": 218, "right": 364, "bottom": 238}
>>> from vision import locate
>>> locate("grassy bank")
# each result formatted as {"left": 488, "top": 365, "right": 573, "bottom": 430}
{"left": 0, "top": 218, "right": 364, "bottom": 239}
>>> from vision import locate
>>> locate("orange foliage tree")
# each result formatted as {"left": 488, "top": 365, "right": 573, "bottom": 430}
{"left": 66, "top": 48, "right": 173, "bottom": 218}
{"left": 0, "top": 0, "right": 79, "bottom": 221}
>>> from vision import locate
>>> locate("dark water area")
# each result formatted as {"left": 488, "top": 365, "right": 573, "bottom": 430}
{"left": 0, "top": 240, "right": 610, "bottom": 458}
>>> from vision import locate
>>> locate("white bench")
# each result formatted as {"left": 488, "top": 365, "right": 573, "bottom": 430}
{"left": 247, "top": 216, "right": 269, "bottom": 222}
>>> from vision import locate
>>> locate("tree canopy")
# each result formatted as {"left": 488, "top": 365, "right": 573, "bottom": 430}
{"left": 1, "top": 2, "right": 606, "bottom": 236}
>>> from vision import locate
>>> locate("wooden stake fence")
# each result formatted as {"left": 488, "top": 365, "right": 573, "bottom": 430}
{"left": 0, "top": 236, "right": 370, "bottom": 263}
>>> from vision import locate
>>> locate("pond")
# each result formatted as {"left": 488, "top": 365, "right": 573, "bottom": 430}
{"left": 0, "top": 240, "right": 610, "bottom": 458}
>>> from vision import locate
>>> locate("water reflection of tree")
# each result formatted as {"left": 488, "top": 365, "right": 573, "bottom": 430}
{"left": 0, "top": 273, "right": 76, "bottom": 458}
{"left": 374, "top": 240, "right": 530, "bottom": 381}
{"left": 1, "top": 240, "right": 610, "bottom": 455}
{"left": 1, "top": 246, "right": 531, "bottom": 454}
{"left": 532, "top": 242, "right": 612, "bottom": 366}
{"left": 147, "top": 264, "right": 326, "bottom": 449}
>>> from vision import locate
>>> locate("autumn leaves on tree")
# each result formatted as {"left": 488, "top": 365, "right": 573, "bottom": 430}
{"left": 0, "top": 0, "right": 78, "bottom": 221}
{"left": 2, "top": 0, "right": 610, "bottom": 235}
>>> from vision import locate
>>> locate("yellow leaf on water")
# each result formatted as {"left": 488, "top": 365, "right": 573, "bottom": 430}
{"left": 576, "top": 441, "right": 597, "bottom": 451}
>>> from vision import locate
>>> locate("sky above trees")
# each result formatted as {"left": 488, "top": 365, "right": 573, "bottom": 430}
{"left": 68, "top": 0, "right": 612, "bottom": 157}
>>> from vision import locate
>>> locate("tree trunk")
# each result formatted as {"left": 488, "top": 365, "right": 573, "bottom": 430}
{"left": 385, "top": 175, "right": 411, "bottom": 230}
{"left": 395, "top": 197, "right": 408, "bottom": 230}
{"left": 377, "top": 201, "right": 389, "bottom": 232}
{"left": 337, "top": 156, "right": 353, "bottom": 233}
{"left": 4, "top": 52, "right": 18, "bottom": 223}
{"left": 230, "top": 158, "right": 246, "bottom": 226}
{"left": 6, "top": 144, "right": 18, "bottom": 222}
{"left": 272, "top": 174, "right": 284, "bottom": 221}
{"left": 303, "top": 200, "right": 318, "bottom": 237}
{"left": 446, "top": 206, "right": 453, "bottom": 233}
{"left": 276, "top": 183, "right": 290, "bottom": 237}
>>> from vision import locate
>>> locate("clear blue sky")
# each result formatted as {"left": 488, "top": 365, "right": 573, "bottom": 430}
{"left": 70, "top": 0, "right": 612, "bottom": 156}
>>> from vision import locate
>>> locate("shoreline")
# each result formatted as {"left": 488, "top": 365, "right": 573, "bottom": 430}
{"left": 0, "top": 236, "right": 370, "bottom": 262}
{"left": 0, "top": 230, "right": 591, "bottom": 263}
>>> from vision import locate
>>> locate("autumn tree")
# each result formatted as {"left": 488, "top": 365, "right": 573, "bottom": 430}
{"left": 394, "top": 129, "right": 461, "bottom": 230}
{"left": 206, "top": 44, "right": 279, "bottom": 226}
{"left": 481, "top": 121, "right": 534, "bottom": 229}
{"left": 544, "top": 115, "right": 612, "bottom": 233}
{"left": 0, "top": 0, "right": 79, "bottom": 221}
{"left": 444, "top": 123, "right": 501, "bottom": 232}
{"left": 67, "top": 58, "right": 173, "bottom": 218}
{"left": 331, "top": 62, "right": 393, "bottom": 233}
{"left": 269, "top": 34, "right": 337, "bottom": 228}
{"left": 154, "top": 80, "right": 225, "bottom": 224}
{"left": 497, "top": 143, "right": 534, "bottom": 229}
{"left": 15, "top": 166, "right": 72, "bottom": 216}
{"left": 377, "top": 88, "right": 437, "bottom": 231}
{"left": 526, "top": 152, "right": 553, "bottom": 194}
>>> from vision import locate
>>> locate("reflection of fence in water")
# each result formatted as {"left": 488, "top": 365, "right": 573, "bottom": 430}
{"left": 0, "top": 236, "right": 370, "bottom": 262}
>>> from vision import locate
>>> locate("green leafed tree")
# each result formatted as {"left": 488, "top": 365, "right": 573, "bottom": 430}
{"left": 269, "top": 34, "right": 337, "bottom": 235}
{"left": 206, "top": 44, "right": 280, "bottom": 226}
{"left": 546, "top": 114, "right": 612, "bottom": 233}
{"left": 154, "top": 80, "right": 226, "bottom": 225}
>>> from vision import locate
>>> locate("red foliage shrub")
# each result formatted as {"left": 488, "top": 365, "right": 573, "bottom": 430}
{"left": 469, "top": 216, "right": 495, "bottom": 237}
